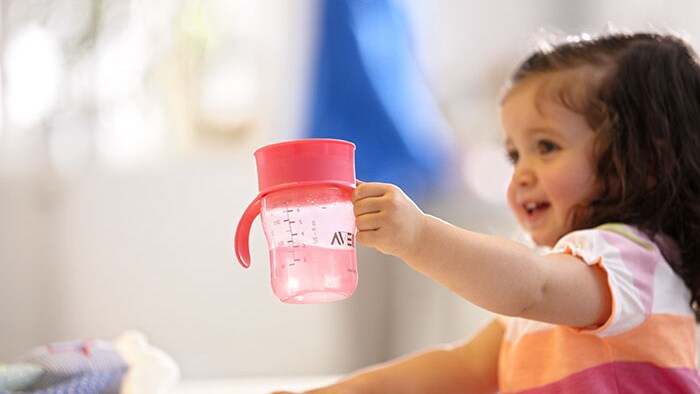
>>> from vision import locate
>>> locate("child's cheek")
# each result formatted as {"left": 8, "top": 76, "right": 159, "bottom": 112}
{"left": 506, "top": 181, "right": 522, "bottom": 219}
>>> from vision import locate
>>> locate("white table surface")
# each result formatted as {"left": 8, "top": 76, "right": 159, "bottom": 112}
{"left": 173, "top": 375, "right": 340, "bottom": 394}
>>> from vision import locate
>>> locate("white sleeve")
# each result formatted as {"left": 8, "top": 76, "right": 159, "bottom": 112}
{"left": 550, "top": 226, "right": 661, "bottom": 336}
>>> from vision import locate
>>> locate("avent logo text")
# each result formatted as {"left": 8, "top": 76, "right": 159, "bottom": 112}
{"left": 330, "top": 231, "right": 354, "bottom": 247}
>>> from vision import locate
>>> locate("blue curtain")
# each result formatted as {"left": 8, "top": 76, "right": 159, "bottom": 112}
{"left": 305, "top": 0, "right": 455, "bottom": 201}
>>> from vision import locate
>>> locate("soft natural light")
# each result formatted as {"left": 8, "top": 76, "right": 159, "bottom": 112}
{"left": 0, "top": 73, "right": 3, "bottom": 137}
{"left": 96, "top": 97, "right": 166, "bottom": 167}
{"left": 96, "top": 25, "right": 150, "bottom": 104}
{"left": 4, "top": 24, "right": 63, "bottom": 130}
{"left": 463, "top": 142, "right": 512, "bottom": 205}
{"left": 199, "top": 53, "right": 259, "bottom": 125}
{"left": 48, "top": 111, "right": 92, "bottom": 174}
{"left": 46, "top": 0, "right": 92, "bottom": 43}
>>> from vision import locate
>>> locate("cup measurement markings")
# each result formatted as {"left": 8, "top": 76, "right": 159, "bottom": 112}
{"left": 269, "top": 200, "right": 325, "bottom": 269}
{"left": 282, "top": 201, "right": 301, "bottom": 266}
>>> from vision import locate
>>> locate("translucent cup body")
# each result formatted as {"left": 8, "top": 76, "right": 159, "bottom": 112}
{"left": 260, "top": 185, "right": 358, "bottom": 303}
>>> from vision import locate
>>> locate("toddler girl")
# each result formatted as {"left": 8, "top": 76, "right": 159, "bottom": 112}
{"left": 278, "top": 31, "right": 700, "bottom": 393}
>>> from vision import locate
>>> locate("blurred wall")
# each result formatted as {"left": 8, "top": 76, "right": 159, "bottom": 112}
{"left": 0, "top": 173, "right": 50, "bottom": 359}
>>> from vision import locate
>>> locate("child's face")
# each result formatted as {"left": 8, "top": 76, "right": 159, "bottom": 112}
{"left": 501, "top": 76, "right": 600, "bottom": 247}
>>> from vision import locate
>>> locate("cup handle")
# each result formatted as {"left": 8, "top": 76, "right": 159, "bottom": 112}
{"left": 234, "top": 196, "right": 262, "bottom": 269}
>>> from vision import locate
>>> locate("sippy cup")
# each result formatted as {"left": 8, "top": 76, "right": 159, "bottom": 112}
{"left": 234, "top": 139, "right": 358, "bottom": 304}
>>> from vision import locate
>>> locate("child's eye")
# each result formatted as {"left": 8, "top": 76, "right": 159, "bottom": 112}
{"left": 506, "top": 149, "right": 519, "bottom": 164}
{"left": 537, "top": 140, "right": 559, "bottom": 155}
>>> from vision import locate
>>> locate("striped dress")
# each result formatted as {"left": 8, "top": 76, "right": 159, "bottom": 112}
{"left": 498, "top": 223, "right": 700, "bottom": 393}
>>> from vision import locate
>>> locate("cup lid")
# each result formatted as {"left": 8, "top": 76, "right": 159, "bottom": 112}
{"left": 254, "top": 139, "right": 356, "bottom": 194}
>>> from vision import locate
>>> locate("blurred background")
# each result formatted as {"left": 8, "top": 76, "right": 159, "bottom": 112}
{"left": 1, "top": 0, "right": 699, "bottom": 382}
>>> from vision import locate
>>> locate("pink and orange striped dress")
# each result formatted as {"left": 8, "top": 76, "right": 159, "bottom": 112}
{"left": 498, "top": 224, "right": 700, "bottom": 393}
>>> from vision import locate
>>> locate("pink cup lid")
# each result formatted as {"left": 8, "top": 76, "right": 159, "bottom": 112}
{"left": 254, "top": 139, "right": 356, "bottom": 195}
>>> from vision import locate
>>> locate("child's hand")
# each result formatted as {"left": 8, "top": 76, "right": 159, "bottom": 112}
{"left": 352, "top": 182, "right": 426, "bottom": 259}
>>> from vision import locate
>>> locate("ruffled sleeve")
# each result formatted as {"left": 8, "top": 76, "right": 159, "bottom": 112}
{"left": 550, "top": 224, "right": 662, "bottom": 336}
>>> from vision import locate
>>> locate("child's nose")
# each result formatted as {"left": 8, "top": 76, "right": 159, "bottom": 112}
{"left": 511, "top": 163, "right": 535, "bottom": 187}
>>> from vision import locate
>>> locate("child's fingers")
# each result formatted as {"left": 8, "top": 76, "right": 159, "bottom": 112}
{"left": 352, "top": 182, "right": 391, "bottom": 202}
{"left": 355, "top": 228, "right": 380, "bottom": 249}
{"left": 353, "top": 195, "right": 382, "bottom": 217}
{"left": 355, "top": 211, "right": 382, "bottom": 231}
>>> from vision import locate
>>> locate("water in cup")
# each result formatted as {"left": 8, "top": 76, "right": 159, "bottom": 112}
{"left": 262, "top": 185, "right": 357, "bottom": 303}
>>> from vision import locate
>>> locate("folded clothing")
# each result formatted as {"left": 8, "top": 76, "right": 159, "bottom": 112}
{"left": 19, "top": 339, "right": 127, "bottom": 393}
{"left": 16, "top": 369, "right": 124, "bottom": 394}
{"left": 0, "top": 331, "right": 178, "bottom": 394}
{"left": 28, "top": 339, "right": 125, "bottom": 393}
{"left": 0, "top": 363, "right": 43, "bottom": 391}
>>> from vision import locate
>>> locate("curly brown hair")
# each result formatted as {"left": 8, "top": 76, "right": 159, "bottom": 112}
{"left": 508, "top": 32, "right": 700, "bottom": 320}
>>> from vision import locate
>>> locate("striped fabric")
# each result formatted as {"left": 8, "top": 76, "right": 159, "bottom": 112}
{"left": 20, "top": 340, "right": 126, "bottom": 393}
{"left": 0, "top": 370, "right": 124, "bottom": 394}
{"left": 0, "top": 363, "right": 43, "bottom": 391}
{"left": 498, "top": 224, "right": 700, "bottom": 393}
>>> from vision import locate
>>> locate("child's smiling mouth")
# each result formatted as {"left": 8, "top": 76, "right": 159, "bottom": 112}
{"left": 524, "top": 201, "right": 551, "bottom": 217}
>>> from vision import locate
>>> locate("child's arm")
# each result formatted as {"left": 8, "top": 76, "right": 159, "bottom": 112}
{"left": 273, "top": 319, "right": 504, "bottom": 394}
{"left": 353, "top": 182, "right": 612, "bottom": 328}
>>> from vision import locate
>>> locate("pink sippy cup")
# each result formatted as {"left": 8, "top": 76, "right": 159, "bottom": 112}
{"left": 234, "top": 139, "right": 358, "bottom": 304}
